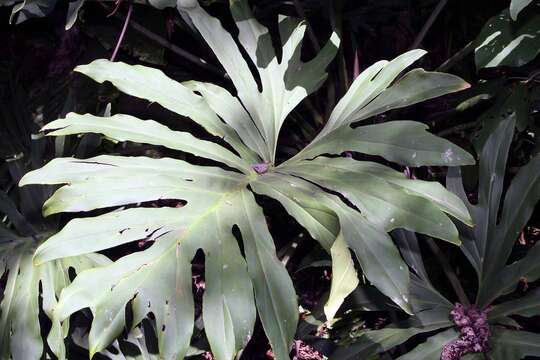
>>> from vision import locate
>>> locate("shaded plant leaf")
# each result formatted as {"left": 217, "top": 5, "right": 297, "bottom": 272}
{"left": 475, "top": 6, "right": 540, "bottom": 69}
{"left": 489, "top": 328, "right": 540, "bottom": 359}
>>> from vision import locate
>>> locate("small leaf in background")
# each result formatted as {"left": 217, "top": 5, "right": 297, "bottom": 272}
{"left": 473, "top": 82, "right": 530, "bottom": 150}
{"left": 475, "top": 6, "right": 540, "bottom": 69}
{"left": 510, "top": 0, "right": 534, "bottom": 20}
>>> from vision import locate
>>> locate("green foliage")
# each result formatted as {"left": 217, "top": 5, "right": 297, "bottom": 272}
{"left": 1, "top": 0, "right": 83, "bottom": 29}
{"left": 16, "top": 1, "right": 477, "bottom": 358}
{"left": 0, "top": 150, "right": 110, "bottom": 360}
{"left": 448, "top": 118, "right": 540, "bottom": 307}
{"left": 335, "top": 118, "right": 540, "bottom": 360}
{"left": 475, "top": 0, "right": 540, "bottom": 69}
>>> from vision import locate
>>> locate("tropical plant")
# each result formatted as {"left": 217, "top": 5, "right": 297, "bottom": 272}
{"left": 0, "top": 138, "right": 110, "bottom": 360}
{"left": 474, "top": 0, "right": 540, "bottom": 69}
{"left": 19, "top": 0, "right": 476, "bottom": 358}
{"left": 1, "top": 0, "right": 178, "bottom": 29}
{"left": 332, "top": 116, "right": 540, "bottom": 360}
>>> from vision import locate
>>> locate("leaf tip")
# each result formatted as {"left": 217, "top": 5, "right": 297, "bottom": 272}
{"left": 32, "top": 254, "right": 44, "bottom": 267}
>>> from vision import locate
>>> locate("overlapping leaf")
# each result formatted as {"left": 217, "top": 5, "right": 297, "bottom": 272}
{"left": 447, "top": 117, "right": 540, "bottom": 306}
{"left": 475, "top": 5, "right": 540, "bottom": 69}
{"left": 0, "top": 229, "right": 109, "bottom": 360}
{"left": 20, "top": 0, "right": 477, "bottom": 358}
{"left": 23, "top": 156, "right": 295, "bottom": 360}
{"left": 284, "top": 51, "right": 473, "bottom": 166}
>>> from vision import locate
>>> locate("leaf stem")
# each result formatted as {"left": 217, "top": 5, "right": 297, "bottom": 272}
{"left": 436, "top": 41, "right": 475, "bottom": 72}
{"left": 426, "top": 237, "right": 471, "bottom": 306}
{"left": 100, "top": 2, "right": 226, "bottom": 77}
{"left": 110, "top": 2, "right": 133, "bottom": 62}
{"left": 409, "top": 0, "right": 448, "bottom": 50}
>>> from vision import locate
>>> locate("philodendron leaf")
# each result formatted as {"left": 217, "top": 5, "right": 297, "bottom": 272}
{"left": 489, "top": 288, "right": 540, "bottom": 320}
{"left": 449, "top": 114, "right": 540, "bottom": 306}
{"left": 21, "top": 1, "right": 477, "bottom": 357}
{"left": 295, "top": 120, "right": 475, "bottom": 167}
{"left": 252, "top": 173, "right": 412, "bottom": 314}
{"left": 396, "top": 328, "right": 459, "bottom": 360}
{"left": 0, "top": 239, "right": 42, "bottom": 360}
{"left": 41, "top": 113, "right": 251, "bottom": 174}
{"left": 475, "top": 6, "right": 540, "bottom": 69}
{"left": 0, "top": 231, "right": 109, "bottom": 360}
{"left": 489, "top": 328, "right": 540, "bottom": 359}
{"left": 176, "top": 0, "right": 340, "bottom": 161}
{"left": 27, "top": 162, "right": 295, "bottom": 360}
{"left": 331, "top": 308, "right": 453, "bottom": 359}
{"left": 447, "top": 117, "right": 515, "bottom": 304}
{"left": 283, "top": 157, "right": 471, "bottom": 243}
{"left": 74, "top": 60, "right": 259, "bottom": 164}
{"left": 283, "top": 51, "right": 472, "bottom": 166}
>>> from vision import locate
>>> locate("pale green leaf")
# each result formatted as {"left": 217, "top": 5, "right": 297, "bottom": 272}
{"left": 34, "top": 207, "right": 187, "bottom": 263}
{"left": 0, "top": 241, "right": 42, "bottom": 360}
{"left": 236, "top": 190, "right": 298, "bottom": 360}
{"left": 55, "top": 232, "right": 195, "bottom": 359}
{"left": 322, "top": 49, "right": 428, "bottom": 135}
{"left": 252, "top": 172, "right": 411, "bottom": 313}
{"left": 0, "top": 232, "right": 108, "bottom": 360}
{"left": 41, "top": 113, "right": 251, "bottom": 173}
{"left": 183, "top": 0, "right": 339, "bottom": 161}
{"left": 46, "top": 192, "right": 258, "bottom": 360}
{"left": 250, "top": 172, "right": 338, "bottom": 250}
{"left": 325, "top": 234, "right": 359, "bottom": 321}
{"left": 331, "top": 308, "right": 452, "bottom": 359}
{"left": 184, "top": 81, "right": 268, "bottom": 160}
{"left": 335, "top": 203, "right": 412, "bottom": 313}
{"left": 283, "top": 157, "right": 470, "bottom": 243}
{"left": 349, "top": 69, "right": 470, "bottom": 122}
{"left": 295, "top": 121, "right": 475, "bottom": 167}
{"left": 75, "top": 60, "right": 258, "bottom": 163}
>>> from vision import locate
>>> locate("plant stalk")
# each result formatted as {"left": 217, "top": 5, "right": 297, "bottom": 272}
{"left": 100, "top": 2, "right": 225, "bottom": 77}
{"left": 410, "top": 0, "right": 448, "bottom": 50}
{"left": 426, "top": 237, "right": 471, "bottom": 306}
{"left": 110, "top": 2, "right": 133, "bottom": 61}
{"left": 437, "top": 41, "right": 475, "bottom": 72}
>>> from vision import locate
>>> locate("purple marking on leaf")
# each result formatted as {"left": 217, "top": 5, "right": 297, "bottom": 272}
{"left": 441, "top": 303, "right": 491, "bottom": 360}
{"left": 252, "top": 162, "right": 270, "bottom": 174}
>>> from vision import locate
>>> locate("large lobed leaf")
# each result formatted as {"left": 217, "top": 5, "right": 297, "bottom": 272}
{"left": 20, "top": 0, "right": 476, "bottom": 358}
{"left": 283, "top": 50, "right": 473, "bottom": 167}
{"left": 0, "top": 231, "right": 109, "bottom": 360}
{"left": 447, "top": 116, "right": 540, "bottom": 306}
{"left": 24, "top": 156, "right": 296, "bottom": 360}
